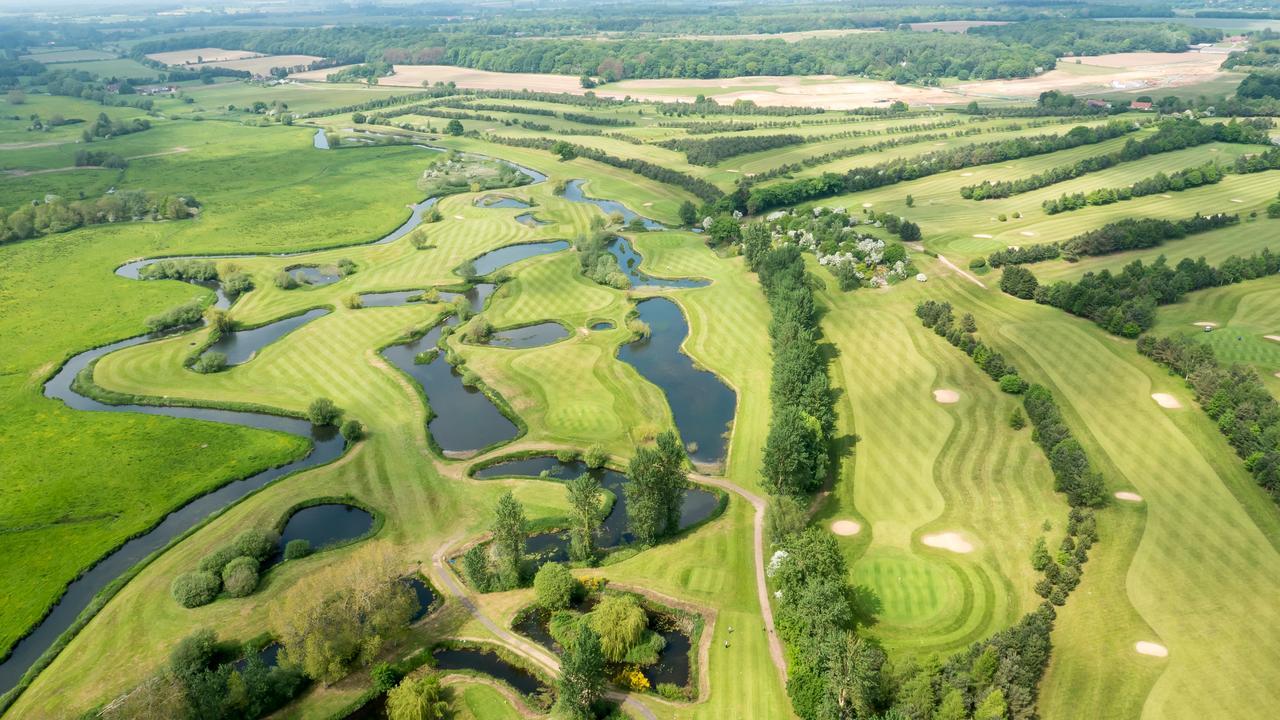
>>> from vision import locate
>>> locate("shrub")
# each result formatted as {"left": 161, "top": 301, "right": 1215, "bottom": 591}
{"left": 337, "top": 258, "right": 357, "bottom": 275}
{"left": 657, "top": 682, "right": 685, "bottom": 700}
{"left": 1000, "top": 265, "right": 1039, "bottom": 299}
{"left": 198, "top": 545, "right": 242, "bottom": 575}
{"left": 234, "top": 528, "right": 280, "bottom": 561}
{"left": 341, "top": 419, "right": 365, "bottom": 442}
{"left": 307, "top": 397, "right": 342, "bottom": 426}
{"left": 343, "top": 294, "right": 363, "bottom": 309}
{"left": 588, "top": 594, "right": 648, "bottom": 662}
{"left": 534, "top": 563, "right": 579, "bottom": 611}
{"left": 274, "top": 270, "right": 299, "bottom": 290}
{"left": 171, "top": 571, "right": 221, "bottom": 608}
{"left": 370, "top": 662, "right": 403, "bottom": 694}
{"left": 222, "top": 556, "right": 260, "bottom": 598}
{"left": 170, "top": 628, "right": 217, "bottom": 679}
{"left": 969, "top": 258, "right": 987, "bottom": 270}
{"left": 191, "top": 351, "right": 227, "bottom": 374}
{"left": 284, "top": 539, "right": 312, "bottom": 560}
{"left": 999, "top": 373, "right": 1028, "bottom": 394}
{"left": 583, "top": 444, "right": 608, "bottom": 469}
{"left": 1010, "top": 407, "right": 1026, "bottom": 430}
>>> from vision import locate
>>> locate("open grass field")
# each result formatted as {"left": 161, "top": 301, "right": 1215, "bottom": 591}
{"left": 50, "top": 58, "right": 160, "bottom": 81}
{"left": 6, "top": 49, "right": 1280, "bottom": 720}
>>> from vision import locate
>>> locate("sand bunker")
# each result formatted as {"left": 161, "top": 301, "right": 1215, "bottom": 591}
{"left": 1159, "top": 194, "right": 1173, "bottom": 198}
{"left": 1231, "top": 198, "right": 1243, "bottom": 203}
{"left": 1265, "top": 335, "right": 1280, "bottom": 343}
{"left": 922, "top": 532, "right": 973, "bottom": 554}
{"left": 1151, "top": 393, "right": 1182, "bottom": 409}
{"left": 973, "top": 233, "right": 993, "bottom": 239}
{"left": 1135, "top": 642, "right": 1169, "bottom": 657}
{"left": 933, "top": 389, "right": 960, "bottom": 404}
{"left": 1115, "top": 491, "right": 1144, "bottom": 502}
{"left": 960, "top": 172, "right": 974, "bottom": 177}
{"left": 1020, "top": 231, "right": 1036, "bottom": 237}
{"left": 453, "top": 215, "right": 465, "bottom": 220}
{"left": 830, "top": 520, "right": 862, "bottom": 536}
{"left": 1193, "top": 321, "right": 1218, "bottom": 328}
{"left": 861, "top": 202, "right": 874, "bottom": 208}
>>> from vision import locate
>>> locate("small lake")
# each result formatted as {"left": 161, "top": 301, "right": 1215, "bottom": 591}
{"left": 476, "top": 195, "right": 530, "bottom": 209}
{"left": 564, "top": 179, "right": 664, "bottom": 230}
{"left": 516, "top": 212, "right": 549, "bottom": 227}
{"left": 485, "top": 322, "right": 570, "bottom": 349}
{"left": 286, "top": 265, "right": 341, "bottom": 286}
{"left": 278, "top": 503, "right": 374, "bottom": 552}
{"left": 405, "top": 576, "right": 436, "bottom": 622}
{"left": 203, "top": 308, "right": 330, "bottom": 366}
{"left": 590, "top": 321, "right": 614, "bottom": 331}
{"left": 439, "top": 283, "right": 496, "bottom": 313}
{"left": 312, "top": 129, "right": 329, "bottom": 149}
{"left": 431, "top": 647, "right": 547, "bottom": 697}
{"left": 607, "top": 236, "right": 708, "bottom": 289}
{"left": 475, "top": 457, "right": 718, "bottom": 562}
{"left": 618, "top": 298, "right": 735, "bottom": 465}
{"left": 358, "top": 290, "right": 423, "bottom": 307}
{"left": 380, "top": 317, "right": 519, "bottom": 453}
{"left": 468, "top": 241, "right": 569, "bottom": 277}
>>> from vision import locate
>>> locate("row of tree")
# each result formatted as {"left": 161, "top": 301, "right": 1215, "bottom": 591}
{"left": 1060, "top": 212, "right": 1239, "bottom": 257}
{"left": 1042, "top": 162, "right": 1227, "bottom": 214}
{"left": 987, "top": 244, "right": 1061, "bottom": 268}
{"left": 658, "top": 133, "right": 804, "bottom": 166}
{"left": 746, "top": 121, "right": 1137, "bottom": 214}
{"left": 1009, "top": 250, "right": 1280, "bottom": 336}
{"left": 1137, "top": 335, "right": 1280, "bottom": 502}
{"left": 1, "top": 190, "right": 198, "bottom": 244}
{"left": 961, "top": 118, "right": 1269, "bottom": 200}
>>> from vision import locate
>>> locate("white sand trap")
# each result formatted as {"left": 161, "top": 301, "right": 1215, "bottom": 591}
{"left": 1159, "top": 194, "right": 1172, "bottom": 198}
{"left": 1151, "top": 393, "right": 1182, "bottom": 409}
{"left": 973, "top": 233, "right": 993, "bottom": 239}
{"left": 643, "top": 202, "right": 653, "bottom": 207}
{"left": 933, "top": 389, "right": 960, "bottom": 404}
{"left": 922, "top": 532, "right": 973, "bottom": 554}
{"left": 1115, "top": 491, "right": 1144, "bottom": 502}
{"left": 453, "top": 215, "right": 465, "bottom": 220}
{"left": 1020, "top": 231, "right": 1036, "bottom": 237}
{"left": 1265, "top": 335, "right": 1280, "bottom": 343}
{"left": 1231, "top": 198, "right": 1243, "bottom": 203}
{"left": 861, "top": 202, "right": 874, "bottom": 208}
{"left": 1135, "top": 642, "right": 1168, "bottom": 657}
{"left": 830, "top": 520, "right": 862, "bottom": 536}
{"left": 1193, "top": 321, "right": 1218, "bottom": 328}
{"left": 960, "top": 172, "right": 974, "bottom": 177}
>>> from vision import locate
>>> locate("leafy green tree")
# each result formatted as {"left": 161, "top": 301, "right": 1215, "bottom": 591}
{"left": 1031, "top": 537, "right": 1051, "bottom": 571}
{"left": 974, "top": 688, "right": 1007, "bottom": 720}
{"left": 820, "top": 632, "right": 886, "bottom": 719}
{"left": 552, "top": 140, "right": 578, "bottom": 161}
{"left": 587, "top": 594, "right": 647, "bottom": 662}
{"left": 624, "top": 431, "right": 688, "bottom": 544}
{"left": 370, "top": 662, "right": 403, "bottom": 693}
{"left": 765, "top": 494, "right": 807, "bottom": 545}
{"left": 491, "top": 491, "right": 526, "bottom": 589}
{"left": 555, "top": 623, "right": 606, "bottom": 720}
{"left": 707, "top": 215, "right": 741, "bottom": 246}
{"left": 567, "top": 473, "right": 602, "bottom": 561}
{"left": 444, "top": 119, "right": 463, "bottom": 136}
{"left": 678, "top": 200, "right": 698, "bottom": 226}
{"left": 307, "top": 397, "right": 341, "bottom": 426}
{"left": 742, "top": 221, "right": 772, "bottom": 271}
{"left": 534, "top": 562, "right": 578, "bottom": 610}
{"left": 934, "top": 686, "right": 967, "bottom": 720}
{"left": 1009, "top": 407, "right": 1025, "bottom": 430}
{"left": 386, "top": 673, "right": 449, "bottom": 720}
{"left": 222, "top": 556, "right": 260, "bottom": 598}
{"left": 761, "top": 406, "right": 826, "bottom": 497}
{"left": 340, "top": 419, "right": 364, "bottom": 442}
{"left": 1000, "top": 265, "right": 1039, "bottom": 299}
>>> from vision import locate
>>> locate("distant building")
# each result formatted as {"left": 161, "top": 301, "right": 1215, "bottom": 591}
{"left": 1129, "top": 100, "right": 1153, "bottom": 111}
{"left": 1085, "top": 99, "right": 1111, "bottom": 109}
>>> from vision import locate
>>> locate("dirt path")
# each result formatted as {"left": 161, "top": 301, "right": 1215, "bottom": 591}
{"left": 936, "top": 254, "right": 987, "bottom": 289}
{"left": 688, "top": 473, "right": 788, "bottom": 684}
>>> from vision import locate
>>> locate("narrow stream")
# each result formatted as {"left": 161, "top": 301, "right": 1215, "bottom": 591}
{"left": 203, "top": 308, "right": 330, "bottom": 366}
{"left": 608, "top": 236, "right": 708, "bottom": 289}
{"left": 564, "top": 179, "right": 664, "bottom": 230}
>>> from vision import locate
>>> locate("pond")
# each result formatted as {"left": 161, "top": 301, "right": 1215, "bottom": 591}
{"left": 468, "top": 240, "right": 570, "bottom": 277}
{"left": 312, "top": 129, "right": 329, "bottom": 149}
{"left": 439, "top": 283, "right": 496, "bottom": 313}
{"left": 278, "top": 503, "right": 374, "bottom": 552}
{"left": 431, "top": 647, "right": 547, "bottom": 697}
{"left": 618, "top": 298, "right": 735, "bottom": 465}
{"left": 476, "top": 195, "right": 531, "bottom": 209}
{"left": 358, "top": 290, "right": 423, "bottom": 307}
{"left": 404, "top": 576, "right": 436, "bottom": 622}
{"left": 607, "top": 236, "right": 708, "bottom": 289}
{"left": 285, "top": 265, "right": 341, "bottom": 286}
{"left": 515, "top": 212, "right": 549, "bottom": 227}
{"left": 647, "top": 627, "right": 692, "bottom": 687}
{"left": 202, "top": 308, "right": 330, "bottom": 366}
{"left": 590, "top": 321, "right": 614, "bottom": 331}
{"left": 484, "top": 322, "right": 570, "bottom": 349}
{"left": 0, "top": 338, "right": 346, "bottom": 694}
{"left": 380, "top": 317, "right": 519, "bottom": 453}
{"left": 475, "top": 457, "right": 718, "bottom": 562}
{"left": 564, "top": 179, "right": 664, "bottom": 230}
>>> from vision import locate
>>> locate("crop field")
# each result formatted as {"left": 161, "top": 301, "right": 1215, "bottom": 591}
{"left": 6, "top": 19, "right": 1280, "bottom": 720}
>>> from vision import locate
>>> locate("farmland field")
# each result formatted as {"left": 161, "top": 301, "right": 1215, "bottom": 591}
{"left": 5, "top": 6, "right": 1280, "bottom": 720}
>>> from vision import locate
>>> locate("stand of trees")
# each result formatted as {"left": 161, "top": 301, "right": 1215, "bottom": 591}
{"left": 81, "top": 111, "right": 150, "bottom": 142}
{"left": 658, "top": 133, "right": 804, "bottom": 166}
{"left": 747, "top": 121, "right": 1136, "bottom": 214}
{"left": 1010, "top": 249, "right": 1280, "bottom": 336}
{"left": 961, "top": 118, "right": 1268, "bottom": 200}
{"left": 623, "top": 431, "right": 689, "bottom": 545}
{"left": 1043, "top": 162, "right": 1226, "bottom": 214}
{"left": 1, "top": 190, "right": 198, "bottom": 244}
{"left": 1138, "top": 335, "right": 1280, "bottom": 502}
{"left": 988, "top": 244, "right": 1061, "bottom": 268}
{"left": 1060, "top": 212, "right": 1238, "bottom": 257}
{"left": 755, "top": 244, "right": 834, "bottom": 497}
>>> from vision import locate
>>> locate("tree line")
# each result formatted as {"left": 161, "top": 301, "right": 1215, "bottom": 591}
{"left": 1006, "top": 249, "right": 1280, "bottom": 336}
{"left": 658, "top": 133, "right": 804, "bottom": 166}
{"left": 2, "top": 190, "right": 198, "bottom": 245}
{"left": 1042, "top": 162, "right": 1226, "bottom": 214}
{"left": 747, "top": 121, "right": 1137, "bottom": 214}
{"left": 1060, "top": 212, "right": 1239, "bottom": 257}
{"left": 960, "top": 118, "right": 1268, "bottom": 201}
{"left": 1138, "top": 335, "right": 1280, "bottom": 503}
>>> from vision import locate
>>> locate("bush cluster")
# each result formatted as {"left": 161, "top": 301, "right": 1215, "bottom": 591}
{"left": 170, "top": 529, "right": 280, "bottom": 608}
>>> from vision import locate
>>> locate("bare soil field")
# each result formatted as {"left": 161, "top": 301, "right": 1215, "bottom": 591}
{"left": 201, "top": 55, "right": 323, "bottom": 75}
{"left": 908, "top": 21, "right": 1009, "bottom": 32}
{"left": 145, "top": 47, "right": 262, "bottom": 65}
{"left": 291, "top": 51, "right": 1231, "bottom": 108}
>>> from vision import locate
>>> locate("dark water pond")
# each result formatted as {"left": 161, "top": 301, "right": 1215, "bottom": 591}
{"left": 431, "top": 648, "right": 547, "bottom": 696}
{"left": 486, "top": 322, "right": 570, "bottom": 349}
{"left": 515, "top": 212, "right": 549, "bottom": 227}
{"left": 564, "top": 179, "right": 664, "bottom": 230}
{"left": 381, "top": 316, "right": 519, "bottom": 453}
{"left": 286, "top": 265, "right": 341, "bottom": 286}
{"left": 0, "top": 338, "right": 345, "bottom": 695}
{"left": 475, "top": 457, "right": 717, "bottom": 562}
{"left": 279, "top": 503, "right": 374, "bottom": 551}
{"left": 203, "top": 308, "right": 330, "bottom": 366}
{"left": 607, "top": 236, "right": 708, "bottom": 289}
{"left": 312, "top": 129, "right": 329, "bottom": 149}
{"left": 234, "top": 642, "right": 281, "bottom": 672}
{"left": 477, "top": 195, "right": 530, "bottom": 209}
{"left": 618, "top": 298, "right": 735, "bottom": 465}
{"left": 468, "top": 240, "right": 569, "bottom": 277}
{"left": 405, "top": 576, "right": 436, "bottom": 622}
{"left": 590, "top": 321, "right": 614, "bottom": 331}
{"left": 358, "top": 290, "right": 423, "bottom": 307}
